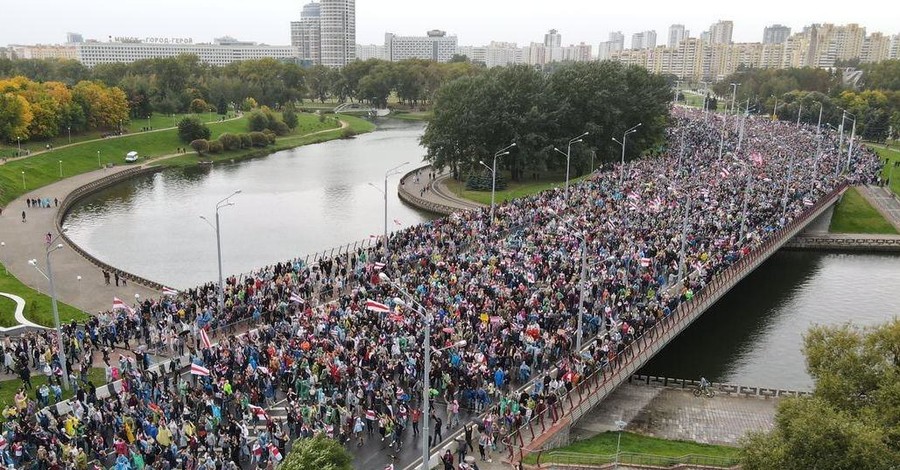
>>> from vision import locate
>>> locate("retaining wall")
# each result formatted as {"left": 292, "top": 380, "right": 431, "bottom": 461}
{"left": 397, "top": 165, "right": 457, "bottom": 215}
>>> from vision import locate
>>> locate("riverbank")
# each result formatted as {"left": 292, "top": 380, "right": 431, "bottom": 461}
{"left": 0, "top": 115, "right": 376, "bottom": 323}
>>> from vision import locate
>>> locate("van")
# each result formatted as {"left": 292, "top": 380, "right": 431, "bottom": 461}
{"left": 125, "top": 151, "right": 139, "bottom": 163}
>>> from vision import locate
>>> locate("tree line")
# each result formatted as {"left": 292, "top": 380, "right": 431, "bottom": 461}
{"left": 710, "top": 62, "right": 900, "bottom": 142}
{"left": 421, "top": 61, "right": 672, "bottom": 182}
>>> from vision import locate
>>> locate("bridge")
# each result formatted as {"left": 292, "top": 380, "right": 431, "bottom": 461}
{"left": 404, "top": 183, "right": 849, "bottom": 469}
{"left": 333, "top": 102, "right": 391, "bottom": 116}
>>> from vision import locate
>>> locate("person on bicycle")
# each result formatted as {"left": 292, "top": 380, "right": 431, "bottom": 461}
{"left": 700, "top": 377, "right": 711, "bottom": 393}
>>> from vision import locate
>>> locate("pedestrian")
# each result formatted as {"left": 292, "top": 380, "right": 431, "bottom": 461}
{"left": 114, "top": 272, "right": 119, "bottom": 287}
{"left": 21, "top": 210, "right": 26, "bottom": 223}
{"left": 104, "top": 271, "right": 111, "bottom": 285}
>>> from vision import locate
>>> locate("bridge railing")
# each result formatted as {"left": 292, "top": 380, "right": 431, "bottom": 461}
{"left": 500, "top": 183, "right": 848, "bottom": 465}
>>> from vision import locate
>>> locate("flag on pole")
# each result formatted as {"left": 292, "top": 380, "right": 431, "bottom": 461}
{"left": 365, "top": 300, "right": 391, "bottom": 313}
{"left": 640, "top": 257, "right": 652, "bottom": 267}
{"left": 251, "top": 443, "right": 262, "bottom": 456}
{"left": 249, "top": 404, "right": 269, "bottom": 420}
{"left": 290, "top": 292, "right": 304, "bottom": 304}
{"left": 190, "top": 363, "right": 210, "bottom": 376}
{"left": 162, "top": 287, "right": 179, "bottom": 297}
{"left": 268, "top": 444, "right": 282, "bottom": 462}
{"left": 393, "top": 218, "right": 402, "bottom": 226}
{"left": 112, "top": 297, "right": 134, "bottom": 314}
{"left": 199, "top": 329, "right": 211, "bottom": 349}
{"left": 373, "top": 262, "right": 386, "bottom": 271}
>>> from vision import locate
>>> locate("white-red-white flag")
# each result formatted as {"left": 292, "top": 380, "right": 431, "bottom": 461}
{"left": 640, "top": 257, "right": 652, "bottom": 267}
{"left": 268, "top": 444, "right": 282, "bottom": 462}
{"left": 393, "top": 218, "right": 402, "bottom": 226}
{"left": 190, "top": 363, "right": 210, "bottom": 376}
{"left": 249, "top": 404, "right": 269, "bottom": 420}
{"left": 373, "top": 262, "right": 386, "bottom": 271}
{"left": 199, "top": 329, "right": 211, "bottom": 349}
{"left": 290, "top": 292, "right": 304, "bottom": 304}
{"left": 162, "top": 287, "right": 179, "bottom": 297}
{"left": 365, "top": 299, "right": 391, "bottom": 313}
{"left": 112, "top": 297, "right": 134, "bottom": 314}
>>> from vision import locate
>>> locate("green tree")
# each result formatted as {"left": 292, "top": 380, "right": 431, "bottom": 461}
{"left": 280, "top": 435, "right": 352, "bottom": 470}
{"left": 283, "top": 108, "right": 298, "bottom": 130}
{"left": 740, "top": 319, "right": 900, "bottom": 468}
{"left": 190, "top": 98, "right": 208, "bottom": 114}
{"left": 177, "top": 117, "right": 211, "bottom": 143}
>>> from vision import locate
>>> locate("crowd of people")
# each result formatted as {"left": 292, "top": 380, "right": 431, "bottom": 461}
{"left": 0, "top": 108, "right": 882, "bottom": 470}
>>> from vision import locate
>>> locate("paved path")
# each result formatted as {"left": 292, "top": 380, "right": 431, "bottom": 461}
{"left": 400, "top": 166, "right": 486, "bottom": 212}
{"left": 858, "top": 184, "right": 900, "bottom": 231}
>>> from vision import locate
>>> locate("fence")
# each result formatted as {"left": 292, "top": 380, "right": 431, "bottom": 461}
{"left": 784, "top": 235, "right": 900, "bottom": 252}
{"left": 527, "top": 450, "right": 740, "bottom": 469}
{"left": 443, "top": 183, "right": 849, "bottom": 468}
{"left": 626, "top": 375, "right": 813, "bottom": 399}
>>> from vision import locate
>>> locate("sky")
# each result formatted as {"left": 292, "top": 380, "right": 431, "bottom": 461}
{"left": 2, "top": 0, "right": 896, "bottom": 49}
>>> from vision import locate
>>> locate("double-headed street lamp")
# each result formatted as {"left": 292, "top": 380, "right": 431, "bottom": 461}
{"left": 372, "top": 162, "right": 410, "bottom": 259}
{"left": 558, "top": 222, "right": 589, "bottom": 351}
{"left": 378, "top": 272, "right": 466, "bottom": 470}
{"left": 729, "top": 82, "right": 740, "bottom": 131}
{"left": 553, "top": 133, "right": 587, "bottom": 200}
{"left": 612, "top": 124, "right": 641, "bottom": 186}
{"left": 28, "top": 236, "right": 70, "bottom": 390}
{"left": 200, "top": 190, "right": 241, "bottom": 315}
{"left": 481, "top": 143, "right": 515, "bottom": 223}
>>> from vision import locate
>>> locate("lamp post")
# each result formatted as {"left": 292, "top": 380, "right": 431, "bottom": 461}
{"left": 67, "top": 126, "right": 71, "bottom": 144}
{"left": 59, "top": 160, "right": 63, "bottom": 178}
{"left": 846, "top": 116, "right": 857, "bottom": 172}
{"left": 1, "top": 242, "right": 5, "bottom": 274}
{"left": 201, "top": 190, "right": 241, "bottom": 315}
{"left": 729, "top": 82, "right": 740, "bottom": 131}
{"left": 612, "top": 124, "right": 641, "bottom": 186}
{"left": 780, "top": 147, "right": 796, "bottom": 223}
{"left": 553, "top": 134, "right": 587, "bottom": 200}
{"left": 796, "top": 104, "right": 803, "bottom": 127}
{"left": 614, "top": 420, "right": 627, "bottom": 469}
{"left": 772, "top": 97, "right": 779, "bottom": 120}
{"left": 21, "top": 171, "right": 25, "bottom": 190}
{"left": 378, "top": 272, "right": 466, "bottom": 470}
{"left": 485, "top": 143, "right": 515, "bottom": 221}
{"left": 379, "top": 162, "right": 409, "bottom": 259}
{"left": 17, "top": 136, "right": 21, "bottom": 154}
{"left": 560, "top": 223, "right": 588, "bottom": 351}
{"left": 28, "top": 238, "right": 70, "bottom": 390}
{"left": 813, "top": 102, "right": 823, "bottom": 183}
{"left": 98, "top": 150, "right": 101, "bottom": 168}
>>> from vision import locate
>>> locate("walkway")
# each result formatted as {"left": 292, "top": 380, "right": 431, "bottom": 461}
{"left": 858, "top": 184, "right": 900, "bottom": 231}
{"left": 400, "top": 166, "right": 486, "bottom": 213}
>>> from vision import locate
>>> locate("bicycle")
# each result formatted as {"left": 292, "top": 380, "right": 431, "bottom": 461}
{"left": 693, "top": 387, "right": 717, "bottom": 398}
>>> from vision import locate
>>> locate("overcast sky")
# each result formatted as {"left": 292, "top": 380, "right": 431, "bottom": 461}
{"left": 2, "top": 0, "right": 896, "bottom": 49}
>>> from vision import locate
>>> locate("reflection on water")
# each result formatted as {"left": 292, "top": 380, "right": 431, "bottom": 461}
{"left": 64, "top": 120, "right": 435, "bottom": 288}
{"left": 640, "top": 250, "right": 900, "bottom": 390}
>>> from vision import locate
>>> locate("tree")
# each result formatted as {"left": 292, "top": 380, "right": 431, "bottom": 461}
{"left": 190, "top": 98, "right": 208, "bottom": 114}
{"left": 280, "top": 435, "right": 352, "bottom": 470}
{"left": 178, "top": 117, "right": 211, "bottom": 143}
{"left": 248, "top": 111, "right": 269, "bottom": 132}
{"left": 190, "top": 138, "right": 209, "bottom": 155}
{"left": 283, "top": 108, "right": 298, "bottom": 130}
{"left": 740, "top": 319, "right": 900, "bottom": 468}
{"left": 0, "top": 92, "right": 32, "bottom": 142}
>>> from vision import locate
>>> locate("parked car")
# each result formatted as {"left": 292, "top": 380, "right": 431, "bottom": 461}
{"left": 125, "top": 151, "right": 139, "bottom": 162}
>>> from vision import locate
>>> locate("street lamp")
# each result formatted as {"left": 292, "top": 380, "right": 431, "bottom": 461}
{"left": 612, "top": 124, "right": 641, "bottom": 186}
{"left": 16, "top": 136, "right": 21, "bottom": 154}
{"left": 21, "top": 171, "right": 25, "bottom": 190}
{"left": 0, "top": 242, "right": 5, "bottom": 274}
{"left": 729, "top": 82, "right": 740, "bottom": 131}
{"left": 484, "top": 143, "right": 515, "bottom": 222}
{"left": 558, "top": 223, "right": 588, "bottom": 351}
{"left": 28, "top": 238, "right": 70, "bottom": 390}
{"left": 378, "top": 162, "right": 409, "bottom": 260}
{"left": 614, "top": 420, "right": 627, "bottom": 469}
{"left": 378, "top": 272, "right": 466, "bottom": 470}
{"left": 59, "top": 160, "right": 63, "bottom": 178}
{"left": 67, "top": 126, "right": 71, "bottom": 144}
{"left": 779, "top": 146, "right": 796, "bottom": 223}
{"left": 201, "top": 190, "right": 241, "bottom": 315}
{"left": 553, "top": 133, "right": 587, "bottom": 200}
{"left": 97, "top": 150, "right": 101, "bottom": 168}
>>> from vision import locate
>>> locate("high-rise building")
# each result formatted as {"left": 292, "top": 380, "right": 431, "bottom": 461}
{"left": 66, "top": 32, "right": 84, "bottom": 44}
{"left": 74, "top": 40, "right": 298, "bottom": 67}
{"left": 356, "top": 44, "right": 385, "bottom": 61}
{"left": 890, "top": 34, "right": 900, "bottom": 60}
{"left": 708, "top": 20, "right": 733, "bottom": 45}
{"left": 598, "top": 31, "right": 625, "bottom": 60}
{"left": 862, "top": 32, "right": 891, "bottom": 63}
{"left": 668, "top": 24, "right": 687, "bottom": 48}
{"left": 763, "top": 24, "right": 791, "bottom": 45}
{"left": 544, "top": 29, "right": 562, "bottom": 48}
{"left": 483, "top": 42, "right": 522, "bottom": 67}
{"left": 543, "top": 29, "right": 563, "bottom": 63}
{"left": 631, "top": 31, "right": 657, "bottom": 50}
{"left": 291, "top": 2, "right": 321, "bottom": 63}
{"left": 562, "top": 42, "right": 592, "bottom": 62}
{"left": 320, "top": 0, "right": 355, "bottom": 67}
{"left": 384, "top": 30, "right": 458, "bottom": 62}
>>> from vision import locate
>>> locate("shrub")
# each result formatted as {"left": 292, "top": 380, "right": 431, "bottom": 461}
{"left": 249, "top": 131, "right": 269, "bottom": 147}
{"left": 248, "top": 111, "right": 269, "bottom": 132}
{"left": 283, "top": 108, "right": 298, "bottom": 129}
{"left": 340, "top": 127, "right": 357, "bottom": 139}
{"left": 190, "top": 98, "right": 209, "bottom": 114}
{"left": 178, "top": 117, "right": 211, "bottom": 143}
{"left": 190, "top": 139, "right": 209, "bottom": 155}
{"left": 241, "top": 97, "right": 257, "bottom": 111}
{"left": 219, "top": 133, "right": 241, "bottom": 150}
{"left": 239, "top": 133, "right": 252, "bottom": 149}
{"left": 262, "top": 129, "right": 277, "bottom": 144}
{"left": 208, "top": 140, "right": 223, "bottom": 154}
{"left": 272, "top": 121, "right": 291, "bottom": 136}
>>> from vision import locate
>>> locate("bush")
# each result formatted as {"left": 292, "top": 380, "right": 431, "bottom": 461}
{"left": 190, "top": 98, "right": 209, "bottom": 114}
{"left": 248, "top": 111, "right": 269, "bottom": 132}
{"left": 249, "top": 131, "right": 269, "bottom": 147}
{"left": 208, "top": 140, "right": 223, "bottom": 154}
{"left": 190, "top": 139, "right": 209, "bottom": 155}
{"left": 219, "top": 133, "right": 241, "bottom": 150}
{"left": 178, "top": 117, "right": 211, "bottom": 143}
{"left": 283, "top": 108, "right": 298, "bottom": 129}
{"left": 241, "top": 97, "right": 257, "bottom": 111}
{"left": 272, "top": 121, "right": 291, "bottom": 136}
{"left": 340, "top": 127, "right": 357, "bottom": 139}
{"left": 239, "top": 133, "right": 252, "bottom": 149}
{"left": 466, "top": 171, "right": 506, "bottom": 191}
{"left": 262, "top": 129, "right": 277, "bottom": 144}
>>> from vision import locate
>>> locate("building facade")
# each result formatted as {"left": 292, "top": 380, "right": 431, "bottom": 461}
{"left": 291, "top": 2, "right": 321, "bottom": 63}
{"left": 631, "top": 31, "right": 657, "bottom": 50}
{"left": 384, "top": 30, "right": 458, "bottom": 62}
{"left": 763, "top": 25, "right": 791, "bottom": 45}
{"left": 356, "top": 44, "right": 385, "bottom": 61}
{"left": 320, "top": 0, "right": 355, "bottom": 67}
{"left": 708, "top": 20, "right": 733, "bottom": 45}
{"left": 668, "top": 24, "right": 687, "bottom": 48}
{"left": 74, "top": 41, "right": 299, "bottom": 67}
{"left": 9, "top": 44, "right": 77, "bottom": 60}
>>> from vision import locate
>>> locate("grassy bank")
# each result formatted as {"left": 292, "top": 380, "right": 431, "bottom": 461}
{"left": 0, "top": 367, "right": 105, "bottom": 419}
{"left": 829, "top": 187, "right": 898, "bottom": 234}
{"left": 0, "top": 263, "right": 87, "bottom": 327}
{"left": 0, "top": 112, "right": 354, "bottom": 207}
{"left": 523, "top": 431, "right": 739, "bottom": 467}
{"left": 870, "top": 144, "right": 900, "bottom": 197}
{"left": 444, "top": 172, "right": 589, "bottom": 205}
{"left": 391, "top": 111, "right": 433, "bottom": 121}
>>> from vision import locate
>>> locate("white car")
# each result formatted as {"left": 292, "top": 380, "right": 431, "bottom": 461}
{"left": 125, "top": 151, "right": 139, "bottom": 163}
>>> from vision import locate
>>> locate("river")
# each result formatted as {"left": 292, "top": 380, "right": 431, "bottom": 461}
{"left": 63, "top": 120, "right": 900, "bottom": 391}
{"left": 63, "top": 119, "right": 435, "bottom": 288}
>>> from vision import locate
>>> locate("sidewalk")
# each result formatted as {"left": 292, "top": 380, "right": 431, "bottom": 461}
{"left": 858, "top": 184, "right": 900, "bottom": 231}
{"left": 400, "top": 166, "right": 486, "bottom": 212}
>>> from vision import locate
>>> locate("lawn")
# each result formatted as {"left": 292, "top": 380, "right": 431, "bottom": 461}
{"left": 0, "top": 112, "right": 350, "bottom": 206}
{"left": 829, "top": 187, "right": 898, "bottom": 234}
{"left": 391, "top": 111, "right": 433, "bottom": 122}
{"left": 681, "top": 91, "right": 726, "bottom": 111}
{"left": 0, "top": 263, "right": 88, "bottom": 327}
{"left": 870, "top": 144, "right": 900, "bottom": 197}
{"left": 444, "top": 172, "right": 590, "bottom": 205}
{"left": 0, "top": 367, "right": 106, "bottom": 419}
{"left": 524, "top": 431, "right": 740, "bottom": 467}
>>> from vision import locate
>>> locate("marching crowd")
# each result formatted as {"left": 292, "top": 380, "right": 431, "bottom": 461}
{"left": 0, "top": 109, "right": 881, "bottom": 470}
